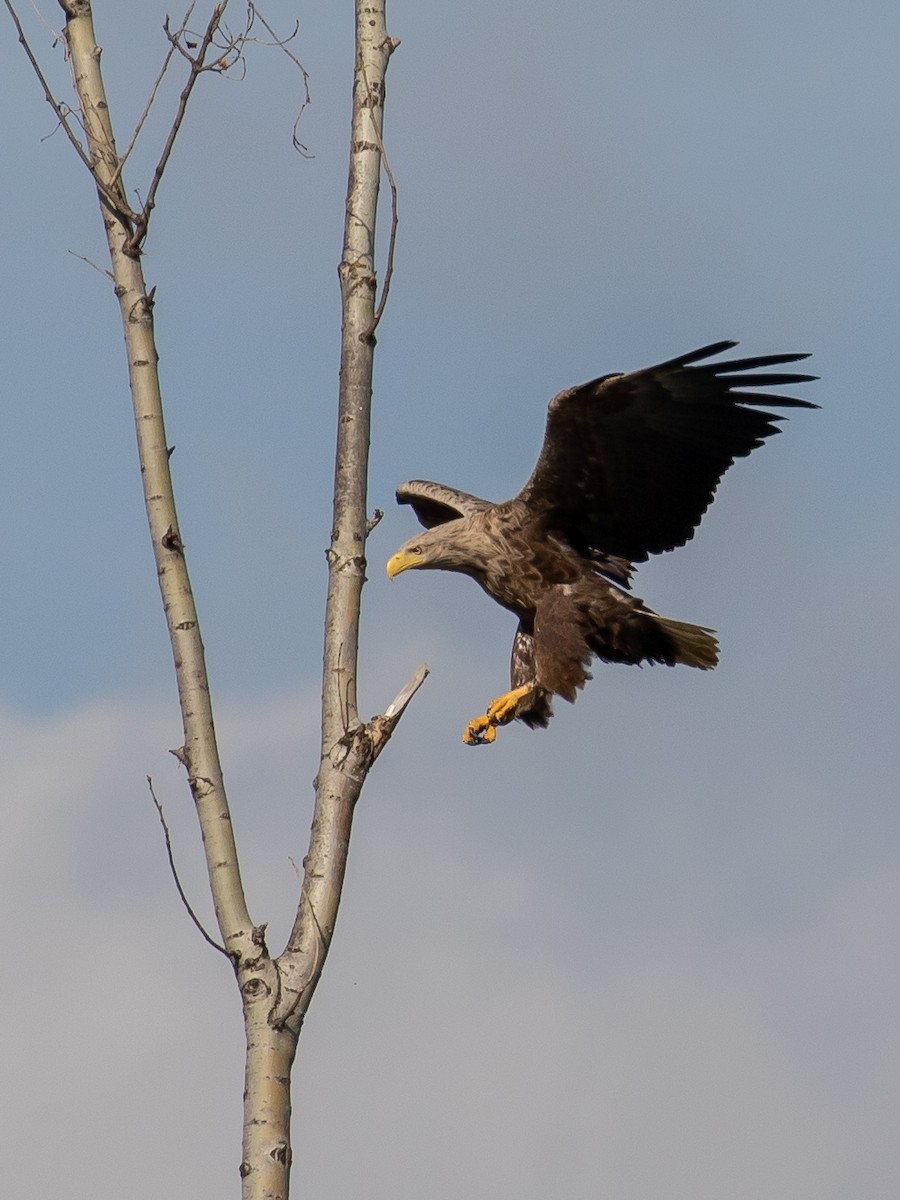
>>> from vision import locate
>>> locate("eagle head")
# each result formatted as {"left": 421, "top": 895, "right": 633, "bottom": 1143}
{"left": 386, "top": 520, "right": 489, "bottom": 579}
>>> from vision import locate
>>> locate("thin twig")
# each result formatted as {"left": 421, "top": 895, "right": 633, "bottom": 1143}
{"left": 109, "top": 0, "right": 201, "bottom": 188}
{"left": 5, "top": 0, "right": 86, "bottom": 163}
{"left": 128, "top": 2, "right": 229, "bottom": 253}
{"left": 359, "top": 43, "right": 400, "bottom": 342}
{"left": 4, "top": 0, "right": 137, "bottom": 222}
{"left": 147, "top": 776, "right": 230, "bottom": 958}
{"left": 365, "top": 141, "right": 398, "bottom": 339}
{"left": 27, "top": 0, "right": 61, "bottom": 43}
{"left": 67, "top": 249, "right": 114, "bottom": 281}
{"left": 248, "top": 6, "right": 312, "bottom": 155}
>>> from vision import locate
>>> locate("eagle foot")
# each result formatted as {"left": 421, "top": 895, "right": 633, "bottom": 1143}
{"left": 462, "top": 685, "right": 534, "bottom": 746}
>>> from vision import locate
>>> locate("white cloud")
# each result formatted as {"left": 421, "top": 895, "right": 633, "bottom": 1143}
{"left": 6, "top": 692, "right": 900, "bottom": 1198}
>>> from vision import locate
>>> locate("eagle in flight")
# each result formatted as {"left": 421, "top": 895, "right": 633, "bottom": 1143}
{"left": 386, "top": 342, "right": 816, "bottom": 745}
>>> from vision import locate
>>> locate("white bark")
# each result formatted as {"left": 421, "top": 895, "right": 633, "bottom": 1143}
{"left": 58, "top": 0, "right": 257, "bottom": 959}
{"left": 275, "top": 0, "right": 402, "bottom": 1018}
{"left": 56, "top": 5, "right": 286, "bottom": 1194}
{"left": 242, "top": 9, "right": 411, "bottom": 1195}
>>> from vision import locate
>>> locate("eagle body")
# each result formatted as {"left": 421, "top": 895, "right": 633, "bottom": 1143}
{"left": 386, "top": 342, "right": 816, "bottom": 744}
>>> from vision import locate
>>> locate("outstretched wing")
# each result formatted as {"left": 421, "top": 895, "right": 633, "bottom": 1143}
{"left": 396, "top": 479, "right": 493, "bottom": 529}
{"left": 515, "top": 341, "right": 817, "bottom": 562}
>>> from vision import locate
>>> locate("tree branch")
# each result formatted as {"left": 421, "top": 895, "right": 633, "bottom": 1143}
{"left": 55, "top": 0, "right": 258, "bottom": 970}
{"left": 359, "top": 45, "right": 401, "bottom": 342}
{"left": 107, "top": 1, "right": 200, "bottom": 189}
{"left": 248, "top": 6, "right": 312, "bottom": 155}
{"left": 270, "top": 0, "right": 412, "bottom": 1030}
{"left": 240, "top": 3, "right": 417, "bottom": 1192}
{"left": 147, "top": 776, "right": 230, "bottom": 958}
{"left": 125, "top": 2, "right": 227, "bottom": 253}
{"left": 3, "top": 0, "right": 139, "bottom": 224}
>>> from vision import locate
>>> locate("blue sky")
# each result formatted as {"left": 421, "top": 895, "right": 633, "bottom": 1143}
{"left": 2, "top": 2, "right": 899, "bottom": 1197}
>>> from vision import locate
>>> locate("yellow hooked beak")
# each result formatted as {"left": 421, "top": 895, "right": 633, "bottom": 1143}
{"left": 386, "top": 549, "right": 416, "bottom": 579}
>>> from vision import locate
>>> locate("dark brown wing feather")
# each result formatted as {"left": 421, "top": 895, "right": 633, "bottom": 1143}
{"left": 396, "top": 480, "right": 493, "bottom": 529}
{"left": 515, "top": 342, "right": 818, "bottom": 562}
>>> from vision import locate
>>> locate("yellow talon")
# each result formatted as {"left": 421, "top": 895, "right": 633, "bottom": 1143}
{"left": 462, "top": 685, "right": 534, "bottom": 746}
{"left": 463, "top": 715, "right": 496, "bottom": 745}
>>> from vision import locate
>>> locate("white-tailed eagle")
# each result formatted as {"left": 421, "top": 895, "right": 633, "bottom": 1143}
{"left": 386, "top": 342, "right": 817, "bottom": 744}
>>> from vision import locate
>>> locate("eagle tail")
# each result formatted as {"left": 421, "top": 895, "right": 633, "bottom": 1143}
{"left": 655, "top": 616, "right": 719, "bottom": 670}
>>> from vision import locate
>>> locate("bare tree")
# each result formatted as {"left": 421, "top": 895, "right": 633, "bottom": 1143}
{"left": 5, "top": 0, "right": 421, "bottom": 1194}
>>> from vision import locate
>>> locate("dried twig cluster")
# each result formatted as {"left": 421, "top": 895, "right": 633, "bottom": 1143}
{"left": 5, "top": 0, "right": 310, "bottom": 255}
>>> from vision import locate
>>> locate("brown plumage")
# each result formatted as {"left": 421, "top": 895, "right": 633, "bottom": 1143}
{"left": 386, "top": 342, "right": 817, "bottom": 743}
